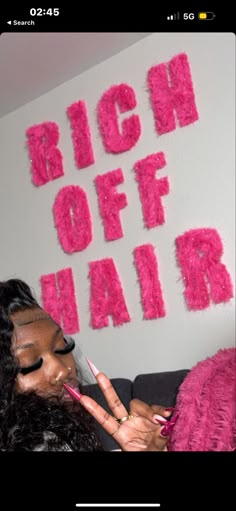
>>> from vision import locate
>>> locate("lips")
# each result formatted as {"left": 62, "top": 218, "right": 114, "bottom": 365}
{"left": 61, "top": 380, "right": 80, "bottom": 402}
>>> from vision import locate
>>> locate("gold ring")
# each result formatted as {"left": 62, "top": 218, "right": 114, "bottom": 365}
{"left": 111, "top": 427, "right": 120, "bottom": 436}
{"left": 119, "top": 416, "right": 129, "bottom": 424}
{"left": 117, "top": 414, "right": 134, "bottom": 424}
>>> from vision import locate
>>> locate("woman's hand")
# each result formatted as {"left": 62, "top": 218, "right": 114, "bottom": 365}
{"left": 79, "top": 371, "right": 172, "bottom": 451}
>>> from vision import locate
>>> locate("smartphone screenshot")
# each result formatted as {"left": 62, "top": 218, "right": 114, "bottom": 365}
{"left": 0, "top": 8, "right": 234, "bottom": 510}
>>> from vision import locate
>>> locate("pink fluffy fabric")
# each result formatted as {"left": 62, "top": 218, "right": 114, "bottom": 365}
{"left": 67, "top": 100, "right": 95, "bottom": 169}
{"left": 89, "top": 258, "right": 131, "bottom": 329}
{"left": 168, "top": 348, "right": 236, "bottom": 451}
{"left": 134, "top": 152, "right": 169, "bottom": 229}
{"left": 97, "top": 83, "right": 141, "bottom": 153}
{"left": 134, "top": 244, "right": 166, "bottom": 319}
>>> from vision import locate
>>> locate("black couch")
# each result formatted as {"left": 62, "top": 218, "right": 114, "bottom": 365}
{"left": 82, "top": 369, "right": 189, "bottom": 450}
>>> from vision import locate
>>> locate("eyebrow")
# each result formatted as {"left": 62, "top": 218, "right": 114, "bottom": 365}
{"left": 15, "top": 326, "right": 62, "bottom": 352}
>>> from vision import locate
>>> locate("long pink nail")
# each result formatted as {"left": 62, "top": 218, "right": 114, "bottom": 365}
{"left": 160, "top": 428, "right": 169, "bottom": 438}
{"left": 63, "top": 383, "right": 82, "bottom": 402}
{"left": 160, "top": 422, "right": 175, "bottom": 437}
{"left": 168, "top": 412, "right": 179, "bottom": 426}
{"left": 153, "top": 414, "right": 167, "bottom": 425}
{"left": 85, "top": 357, "right": 100, "bottom": 377}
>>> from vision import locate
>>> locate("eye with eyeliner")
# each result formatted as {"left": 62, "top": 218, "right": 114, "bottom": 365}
{"left": 54, "top": 336, "right": 75, "bottom": 354}
{"left": 19, "top": 358, "right": 43, "bottom": 375}
{"left": 18, "top": 337, "right": 75, "bottom": 375}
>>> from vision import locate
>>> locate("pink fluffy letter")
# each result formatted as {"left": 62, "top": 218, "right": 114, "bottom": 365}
{"left": 97, "top": 83, "right": 141, "bottom": 153}
{"left": 134, "top": 244, "right": 166, "bottom": 319}
{"left": 148, "top": 52, "right": 199, "bottom": 135}
{"left": 53, "top": 185, "right": 92, "bottom": 253}
{"left": 67, "top": 100, "right": 95, "bottom": 169}
{"left": 134, "top": 152, "right": 169, "bottom": 228}
{"left": 89, "top": 258, "right": 131, "bottom": 329}
{"left": 26, "top": 122, "right": 64, "bottom": 186}
{"left": 176, "top": 228, "right": 234, "bottom": 310}
{"left": 40, "top": 268, "right": 79, "bottom": 334}
{"left": 95, "top": 168, "right": 127, "bottom": 241}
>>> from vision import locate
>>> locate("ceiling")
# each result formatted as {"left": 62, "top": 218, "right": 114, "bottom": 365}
{"left": 0, "top": 32, "right": 152, "bottom": 119}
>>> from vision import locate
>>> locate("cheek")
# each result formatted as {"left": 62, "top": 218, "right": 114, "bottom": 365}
{"left": 67, "top": 354, "right": 77, "bottom": 373}
{"left": 15, "top": 373, "right": 43, "bottom": 394}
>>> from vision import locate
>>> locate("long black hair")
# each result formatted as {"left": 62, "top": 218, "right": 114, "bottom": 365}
{"left": 0, "top": 279, "right": 103, "bottom": 451}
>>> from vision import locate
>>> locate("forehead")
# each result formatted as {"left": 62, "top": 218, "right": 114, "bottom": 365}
{"left": 11, "top": 307, "right": 52, "bottom": 326}
{"left": 11, "top": 307, "right": 58, "bottom": 344}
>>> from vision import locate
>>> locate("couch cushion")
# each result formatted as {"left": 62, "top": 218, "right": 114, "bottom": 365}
{"left": 133, "top": 370, "right": 189, "bottom": 408}
{"left": 82, "top": 378, "right": 132, "bottom": 451}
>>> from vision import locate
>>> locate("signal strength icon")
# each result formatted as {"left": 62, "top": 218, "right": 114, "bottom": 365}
{"left": 167, "top": 12, "right": 180, "bottom": 20}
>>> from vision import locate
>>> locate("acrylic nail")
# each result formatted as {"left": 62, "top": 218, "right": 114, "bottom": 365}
{"left": 63, "top": 383, "right": 82, "bottom": 402}
{"left": 160, "top": 422, "right": 175, "bottom": 437}
{"left": 168, "top": 413, "right": 179, "bottom": 426}
{"left": 160, "top": 427, "right": 169, "bottom": 438}
{"left": 85, "top": 357, "right": 100, "bottom": 377}
{"left": 153, "top": 414, "right": 167, "bottom": 425}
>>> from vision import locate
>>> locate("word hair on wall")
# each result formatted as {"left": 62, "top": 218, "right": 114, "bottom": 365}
{"left": 26, "top": 52, "right": 234, "bottom": 334}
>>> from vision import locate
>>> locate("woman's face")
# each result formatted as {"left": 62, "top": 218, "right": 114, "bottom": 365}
{"left": 11, "top": 307, "right": 78, "bottom": 399}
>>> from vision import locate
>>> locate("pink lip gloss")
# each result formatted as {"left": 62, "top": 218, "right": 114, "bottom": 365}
{"left": 63, "top": 383, "right": 82, "bottom": 402}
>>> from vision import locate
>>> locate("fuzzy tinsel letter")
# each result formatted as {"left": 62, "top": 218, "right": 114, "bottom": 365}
{"left": 53, "top": 185, "right": 92, "bottom": 253}
{"left": 134, "top": 244, "right": 166, "bottom": 319}
{"left": 26, "top": 122, "right": 64, "bottom": 186}
{"left": 67, "top": 100, "right": 95, "bottom": 169}
{"left": 40, "top": 268, "right": 79, "bottom": 334}
{"left": 175, "top": 228, "right": 234, "bottom": 310}
{"left": 134, "top": 152, "right": 169, "bottom": 228}
{"left": 89, "top": 258, "right": 131, "bottom": 329}
{"left": 148, "top": 52, "right": 199, "bottom": 135}
{"left": 97, "top": 83, "right": 141, "bottom": 153}
{"left": 95, "top": 169, "right": 127, "bottom": 241}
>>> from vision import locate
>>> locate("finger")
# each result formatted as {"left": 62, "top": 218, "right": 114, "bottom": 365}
{"left": 149, "top": 405, "right": 174, "bottom": 425}
{"left": 129, "top": 398, "right": 151, "bottom": 417}
{"left": 95, "top": 372, "right": 128, "bottom": 420}
{"left": 79, "top": 394, "right": 119, "bottom": 436}
{"left": 122, "top": 408, "right": 169, "bottom": 451}
{"left": 150, "top": 405, "right": 174, "bottom": 418}
{"left": 129, "top": 399, "right": 167, "bottom": 423}
{"left": 148, "top": 429, "right": 169, "bottom": 451}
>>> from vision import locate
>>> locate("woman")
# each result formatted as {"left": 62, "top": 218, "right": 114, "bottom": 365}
{"left": 0, "top": 278, "right": 171, "bottom": 451}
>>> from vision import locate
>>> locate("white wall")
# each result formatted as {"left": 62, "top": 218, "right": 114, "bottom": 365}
{"left": 0, "top": 33, "right": 235, "bottom": 381}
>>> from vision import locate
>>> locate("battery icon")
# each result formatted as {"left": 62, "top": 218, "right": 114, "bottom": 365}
{"left": 198, "top": 12, "right": 215, "bottom": 20}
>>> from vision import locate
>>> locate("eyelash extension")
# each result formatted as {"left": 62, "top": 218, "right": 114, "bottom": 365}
{"left": 54, "top": 336, "right": 75, "bottom": 355}
{"left": 18, "top": 358, "right": 43, "bottom": 375}
{"left": 18, "top": 338, "right": 75, "bottom": 375}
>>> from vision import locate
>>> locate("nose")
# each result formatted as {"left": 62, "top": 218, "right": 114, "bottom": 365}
{"left": 50, "top": 364, "right": 72, "bottom": 386}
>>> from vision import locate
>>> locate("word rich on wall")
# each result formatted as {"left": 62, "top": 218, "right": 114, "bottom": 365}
{"left": 26, "top": 53, "right": 234, "bottom": 334}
